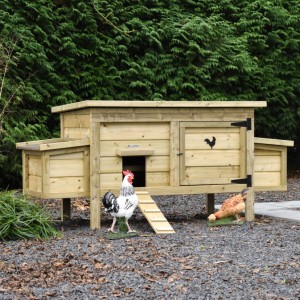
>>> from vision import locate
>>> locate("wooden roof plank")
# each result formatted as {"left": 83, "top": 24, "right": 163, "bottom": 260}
{"left": 52, "top": 100, "right": 267, "bottom": 113}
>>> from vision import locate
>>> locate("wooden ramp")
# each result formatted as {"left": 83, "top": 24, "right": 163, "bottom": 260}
{"left": 136, "top": 191, "right": 175, "bottom": 234}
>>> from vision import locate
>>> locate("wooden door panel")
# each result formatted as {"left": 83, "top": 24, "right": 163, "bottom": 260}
{"left": 180, "top": 122, "right": 246, "bottom": 185}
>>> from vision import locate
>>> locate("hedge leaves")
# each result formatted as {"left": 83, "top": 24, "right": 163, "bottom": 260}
{"left": 1, "top": 0, "right": 299, "bottom": 187}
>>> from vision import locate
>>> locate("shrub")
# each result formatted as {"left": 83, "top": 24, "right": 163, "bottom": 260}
{"left": 0, "top": 190, "right": 61, "bottom": 241}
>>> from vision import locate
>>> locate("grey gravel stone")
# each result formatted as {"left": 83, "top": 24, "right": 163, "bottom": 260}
{"left": 0, "top": 176, "right": 299, "bottom": 299}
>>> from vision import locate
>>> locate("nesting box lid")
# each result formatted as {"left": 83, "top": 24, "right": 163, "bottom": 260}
{"left": 52, "top": 100, "right": 267, "bottom": 113}
{"left": 16, "top": 138, "right": 90, "bottom": 151}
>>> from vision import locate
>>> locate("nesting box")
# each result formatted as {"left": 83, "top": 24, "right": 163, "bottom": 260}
{"left": 17, "top": 139, "right": 90, "bottom": 198}
{"left": 17, "top": 101, "right": 293, "bottom": 229}
{"left": 254, "top": 137, "right": 294, "bottom": 191}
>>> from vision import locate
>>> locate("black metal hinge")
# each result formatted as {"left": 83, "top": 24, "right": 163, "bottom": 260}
{"left": 231, "top": 175, "right": 252, "bottom": 187}
{"left": 231, "top": 118, "right": 252, "bottom": 130}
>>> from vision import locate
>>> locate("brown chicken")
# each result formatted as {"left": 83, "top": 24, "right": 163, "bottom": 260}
{"left": 208, "top": 189, "right": 248, "bottom": 222}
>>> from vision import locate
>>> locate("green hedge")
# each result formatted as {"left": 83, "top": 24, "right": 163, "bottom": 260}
{"left": 1, "top": 0, "right": 299, "bottom": 187}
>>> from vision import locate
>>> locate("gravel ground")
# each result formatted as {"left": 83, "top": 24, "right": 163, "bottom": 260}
{"left": 0, "top": 174, "right": 300, "bottom": 300}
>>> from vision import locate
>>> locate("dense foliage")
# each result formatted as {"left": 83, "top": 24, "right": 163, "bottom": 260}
{"left": 0, "top": 0, "right": 299, "bottom": 187}
{"left": 0, "top": 191, "right": 61, "bottom": 240}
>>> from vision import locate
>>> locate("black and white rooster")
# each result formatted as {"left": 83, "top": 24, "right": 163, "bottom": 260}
{"left": 102, "top": 170, "right": 138, "bottom": 233}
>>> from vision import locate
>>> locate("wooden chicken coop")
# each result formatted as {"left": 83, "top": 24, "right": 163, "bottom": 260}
{"left": 16, "top": 101, "right": 294, "bottom": 229}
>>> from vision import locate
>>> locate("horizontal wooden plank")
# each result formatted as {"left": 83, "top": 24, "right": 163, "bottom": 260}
{"left": 17, "top": 138, "right": 90, "bottom": 151}
{"left": 185, "top": 150, "right": 240, "bottom": 167}
{"left": 143, "top": 209, "right": 161, "bottom": 213}
{"left": 100, "top": 183, "right": 248, "bottom": 196}
{"left": 63, "top": 128, "right": 90, "bottom": 139}
{"left": 50, "top": 152, "right": 84, "bottom": 160}
{"left": 254, "top": 172, "right": 281, "bottom": 187}
{"left": 184, "top": 127, "right": 239, "bottom": 133}
{"left": 100, "top": 173, "right": 122, "bottom": 189}
{"left": 63, "top": 114, "right": 90, "bottom": 128}
{"left": 139, "top": 200, "right": 155, "bottom": 204}
{"left": 100, "top": 157, "right": 122, "bottom": 173}
{"left": 254, "top": 156, "right": 281, "bottom": 172}
{"left": 39, "top": 139, "right": 90, "bottom": 151}
{"left": 150, "top": 218, "right": 167, "bottom": 222}
{"left": 116, "top": 148, "right": 154, "bottom": 156}
{"left": 16, "top": 138, "right": 64, "bottom": 149}
{"left": 49, "top": 159, "right": 84, "bottom": 177}
{"left": 48, "top": 177, "right": 86, "bottom": 193}
{"left": 185, "top": 131, "right": 240, "bottom": 150}
{"left": 254, "top": 185, "right": 287, "bottom": 192}
{"left": 23, "top": 190, "right": 89, "bottom": 199}
{"left": 100, "top": 140, "right": 169, "bottom": 156}
{"left": 52, "top": 100, "right": 267, "bottom": 113}
{"left": 181, "top": 177, "right": 234, "bottom": 185}
{"left": 100, "top": 123, "right": 169, "bottom": 141}
{"left": 181, "top": 121, "right": 237, "bottom": 128}
{"left": 146, "top": 172, "right": 170, "bottom": 187}
{"left": 155, "top": 227, "right": 175, "bottom": 231}
{"left": 100, "top": 172, "right": 171, "bottom": 188}
{"left": 185, "top": 166, "right": 240, "bottom": 179}
{"left": 92, "top": 109, "right": 254, "bottom": 123}
{"left": 146, "top": 156, "right": 170, "bottom": 172}
{"left": 254, "top": 137, "right": 294, "bottom": 147}
{"left": 255, "top": 150, "right": 281, "bottom": 156}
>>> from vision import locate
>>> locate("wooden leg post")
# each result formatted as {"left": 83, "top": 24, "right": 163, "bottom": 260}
{"left": 245, "top": 117, "right": 255, "bottom": 222}
{"left": 90, "top": 122, "right": 101, "bottom": 229}
{"left": 61, "top": 198, "right": 71, "bottom": 221}
{"left": 206, "top": 193, "right": 215, "bottom": 215}
{"left": 245, "top": 188, "right": 254, "bottom": 222}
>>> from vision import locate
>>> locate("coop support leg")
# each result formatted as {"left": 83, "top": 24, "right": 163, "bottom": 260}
{"left": 61, "top": 198, "right": 71, "bottom": 221}
{"left": 245, "top": 117, "right": 255, "bottom": 222}
{"left": 206, "top": 193, "right": 215, "bottom": 215}
{"left": 245, "top": 188, "right": 254, "bottom": 222}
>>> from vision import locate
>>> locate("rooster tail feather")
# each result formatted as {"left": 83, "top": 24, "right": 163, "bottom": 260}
{"left": 102, "top": 192, "right": 119, "bottom": 213}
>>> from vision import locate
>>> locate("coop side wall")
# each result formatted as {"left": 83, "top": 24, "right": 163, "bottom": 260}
{"left": 254, "top": 144, "right": 288, "bottom": 191}
{"left": 23, "top": 151, "right": 43, "bottom": 197}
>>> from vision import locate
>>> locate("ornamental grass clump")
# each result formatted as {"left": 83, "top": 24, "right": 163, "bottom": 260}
{"left": 0, "top": 191, "right": 61, "bottom": 241}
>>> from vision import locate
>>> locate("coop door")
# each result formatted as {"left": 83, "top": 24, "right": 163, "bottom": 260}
{"left": 179, "top": 122, "right": 247, "bottom": 185}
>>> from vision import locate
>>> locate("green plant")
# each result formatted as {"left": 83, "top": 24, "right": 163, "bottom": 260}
{"left": 0, "top": 190, "right": 61, "bottom": 241}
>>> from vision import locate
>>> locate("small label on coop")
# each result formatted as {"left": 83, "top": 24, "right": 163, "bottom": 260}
{"left": 127, "top": 144, "right": 140, "bottom": 148}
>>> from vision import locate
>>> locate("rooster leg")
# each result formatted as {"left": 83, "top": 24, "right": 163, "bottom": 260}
{"left": 233, "top": 214, "right": 241, "bottom": 223}
{"left": 108, "top": 217, "right": 117, "bottom": 232}
{"left": 125, "top": 219, "right": 136, "bottom": 233}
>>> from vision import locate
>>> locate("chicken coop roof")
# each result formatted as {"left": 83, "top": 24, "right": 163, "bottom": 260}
{"left": 52, "top": 100, "right": 267, "bottom": 113}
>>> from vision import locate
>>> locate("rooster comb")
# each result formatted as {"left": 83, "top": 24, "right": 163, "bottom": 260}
{"left": 123, "top": 170, "right": 134, "bottom": 177}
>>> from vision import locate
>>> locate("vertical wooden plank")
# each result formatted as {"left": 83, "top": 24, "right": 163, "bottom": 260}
{"left": 179, "top": 125, "right": 186, "bottom": 184}
{"left": 245, "top": 118, "right": 255, "bottom": 221}
{"left": 23, "top": 152, "right": 29, "bottom": 192}
{"left": 90, "top": 120, "right": 101, "bottom": 229}
{"left": 42, "top": 152, "right": 50, "bottom": 194}
{"left": 60, "top": 113, "right": 64, "bottom": 138}
{"left": 206, "top": 194, "right": 215, "bottom": 215}
{"left": 170, "top": 121, "right": 180, "bottom": 187}
{"left": 83, "top": 149, "right": 90, "bottom": 194}
{"left": 239, "top": 127, "right": 247, "bottom": 178}
{"left": 61, "top": 198, "right": 71, "bottom": 221}
{"left": 281, "top": 148, "right": 287, "bottom": 188}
